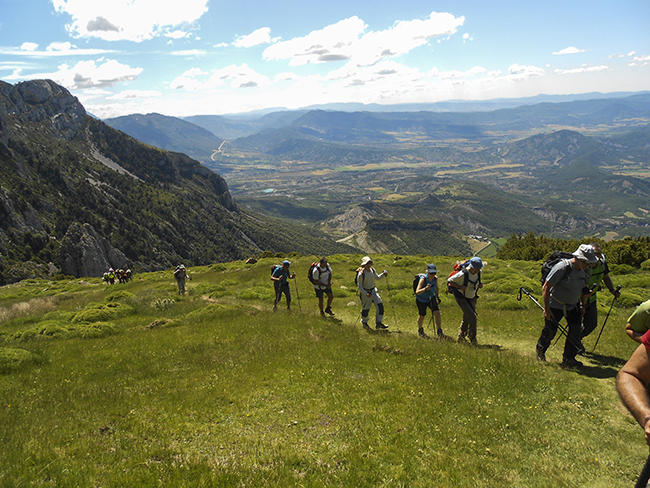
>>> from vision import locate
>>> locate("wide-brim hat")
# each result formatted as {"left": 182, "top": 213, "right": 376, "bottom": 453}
{"left": 361, "top": 256, "right": 372, "bottom": 266}
{"left": 573, "top": 244, "right": 597, "bottom": 264}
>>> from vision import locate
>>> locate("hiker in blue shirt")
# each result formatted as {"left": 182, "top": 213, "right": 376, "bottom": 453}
{"left": 272, "top": 260, "right": 295, "bottom": 311}
{"left": 415, "top": 264, "right": 444, "bottom": 339}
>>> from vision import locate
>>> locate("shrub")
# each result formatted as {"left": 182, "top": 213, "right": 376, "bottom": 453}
{"left": 611, "top": 264, "right": 637, "bottom": 275}
{"left": 105, "top": 290, "right": 135, "bottom": 302}
{"left": 71, "top": 302, "right": 135, "bottom": 323}
{"left": 187, "top": 304, "right": 230, "bottom": 319}
{"left": 0, "top": 348, "right": 41, "bottom": 373}
{"left": 72, "top": 322, "right": 117, "bottom": 339}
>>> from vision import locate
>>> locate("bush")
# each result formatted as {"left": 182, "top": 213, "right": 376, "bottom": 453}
{"left": 0, "top": 348, "right": 41, "bottom": 373}
{"left": 105, "top": 290, "right": 135, "bottom": 302}
{"left": 71, "top": 302, "right": 134, "bottom": 323}
{"left": 611, "top": 264, "right": 636, "bottom": 275}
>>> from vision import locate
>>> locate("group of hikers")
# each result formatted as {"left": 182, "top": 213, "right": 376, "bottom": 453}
{"left": 266, "top": 245, "right": 632, "bottom": 372}
{"left": 102, "top": 268, "right": 132, "bottom": 285}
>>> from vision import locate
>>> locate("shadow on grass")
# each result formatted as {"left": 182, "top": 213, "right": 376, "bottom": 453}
{"left": 575, "top": 352, "right": 627, "bottom": 379}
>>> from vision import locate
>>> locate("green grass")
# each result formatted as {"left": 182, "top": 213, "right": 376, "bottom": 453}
{"left": 0, "top": 254, "right": 646, "bottom": 487}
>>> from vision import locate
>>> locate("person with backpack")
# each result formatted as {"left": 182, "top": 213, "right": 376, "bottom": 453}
{"left": 447, "top": 257, "right": 484, "bottom": 345}
{"left": 356, "top": 256, "right": 389, "bottom": 331}
{"left": 272, "top": 260, "right": 296, "bottom": 311}
{"left": 174, "top": 264, "right": 190, "bottom": 295}
{"left": 581, "top": 243, "right": 620, "bottom": 344}
{"left": 535, "top": 244, "right": 597, "bottom": 369}
{"left": 624, "top": 299, "right": 650, "bottom": 343}
{"left": 415, "top": 264, "right": 443, "bottom": 339}
{"left": 310, "top": 257, "right": 334, "bottom": 317}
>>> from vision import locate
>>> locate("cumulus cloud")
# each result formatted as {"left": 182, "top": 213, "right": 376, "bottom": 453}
{"left": 507, "top": 64, "right": 545, "bottom": 80}
{"left": 555, "top": 65, "right": 609, "bottom": 75}
{"left": 51, "top": 0, "right": 209, "bottom": 42}
{"left": 169, "top": 64, "right": 269, "bottom": 90}
{"left": 553, "top": 47, "right": 587, "bottom": 55}
{"left": 28, "top": 59, "right": 143, "bottom": 89}
{"left": 108, "top": 89, "right": 161, "bottom": 100}
{"left": 234, "top": 27, "right": 272, "bottom": 48}
{"left": 629, "top": 54, "right": 650, "bottom": 66}
{"left": 263, "top": 12, "right": 464, "bottom": 67}
{"left": 46, "top": 42, "right": 74, "bottom": 52}
{"left": 20, "top": 42, "right": 39, "bottom": 51}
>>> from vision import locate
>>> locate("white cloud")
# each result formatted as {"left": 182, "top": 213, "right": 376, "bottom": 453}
{"left": 263, "top": 12, "right": 464, "bottom": 67}
{"left": 28, "top": 59, "right": 143, "bottom": 89}
{"left": 234, "top": 27, "right": 272, "bottom": 48}
{"left": 47, "top": 42, "right": 74, "bottom": 52}
{"left": 166, "top": 30, "right": 191, "bottom": 40}
{"left": 20, "top": 42, "right": 39, "bottom": 52}
{"left": 51, "top": 0, "right": 209, "bottom": 42}
{"left": 428, "top": 66, "right": 487, "bottom": 80}
{"left": 507, "top": 64, "right": 545, "bottom": 80}
{"left": 553, "top": 47, "right": 587, "bottom": 55}
{"left": 554, "top": 65, "right": 609, "bottom": 75}
{"left": 629, "top": 55, "right": 650, "bottom": 67}
{"left": 170, "top": 50, "right": 205, "bottom": 56}
{"left": 108, "top": 89, "right": 162, "bottom": 100}
{"left": 169, "top": 64, "right": 269, "bottom": 90}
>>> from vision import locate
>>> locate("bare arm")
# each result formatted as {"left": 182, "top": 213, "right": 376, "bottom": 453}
{"left": 617, "top": 344, "right": 650, "bottom": 445}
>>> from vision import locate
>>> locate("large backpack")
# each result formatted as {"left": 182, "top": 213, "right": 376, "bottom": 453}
{"left": 354, "top": 267, "right": 364, "bottom": 287}
{"left": 271, "top": 264, "right": 282, "bottom": 277}
{"left": 540, "top": 251, "right": 574, "bottom": 284}
{"left": 446, "top": 260, "right": 480, "bottom": 295}
{"left": 307, "top": 263, "right": 322, "bottom": 286}
{"left": 413, "top": 274, "right": 427, "bottom": 294}
{"left": 173, "top": 267, "right": 183, "bottom": 279}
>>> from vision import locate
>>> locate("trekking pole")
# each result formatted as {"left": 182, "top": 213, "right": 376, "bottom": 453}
{"left": 293, "top": 275, "right": 301, "bottom": 311}
{"left": 591, "top": 285, "right": 622, "bottom": 353}
{"left": 636, "top": 451, "right": 650, "bottom": 488}
{"left": 517, "top": 287, "right": 581, "bottom": 350}
{"left": 384, "top": 273, "right": 400, "bottom": 332}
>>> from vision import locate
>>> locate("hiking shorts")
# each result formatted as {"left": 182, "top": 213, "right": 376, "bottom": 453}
{"left": 416, "top": 298, "right": 439, "bottom": 316}
{"left": 314, "top": 287, "right": 332, "bottom": 298}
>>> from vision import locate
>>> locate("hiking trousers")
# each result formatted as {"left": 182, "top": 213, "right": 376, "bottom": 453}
{"left": 360, "top": 288, "right": 384, "bottom": 325}
{"left": 454, "top": 295, "right": 477, "bottom": 342}
{"left": 537, "top": 306, "right": 581, "bottom": 361}
{"left": 274, "top": 283, "right": 291, "bottom": 306}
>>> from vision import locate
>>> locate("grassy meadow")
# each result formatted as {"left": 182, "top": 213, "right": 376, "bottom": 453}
{"left": 1, "top": 254, "right": 649, "bottom": 487}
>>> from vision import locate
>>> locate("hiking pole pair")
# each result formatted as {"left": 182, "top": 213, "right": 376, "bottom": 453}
{"left": 293, "top": 275, "right": 302, "bottom": 311}
{"left": 591, "top": 285, "right": 622, "bottom": 353}
{"left": 384, "top": 274, "right": 400, "bottom": 332}
{"left": 517, "top": 287, "right": 583, "bottom": 351}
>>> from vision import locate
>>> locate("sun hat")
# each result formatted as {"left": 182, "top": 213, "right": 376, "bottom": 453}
{"left": 469, "top": 257, "right": 483, "bottom": 269}
{"left": 361, "top": 256, "right": 372, "bottom": 266}
{"left": 573, "top": 244, "right": 597, "bottom": 264}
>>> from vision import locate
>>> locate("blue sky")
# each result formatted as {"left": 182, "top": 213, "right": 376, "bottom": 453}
{"left": 1, "top": 0, "right": 648, "bottom": 118}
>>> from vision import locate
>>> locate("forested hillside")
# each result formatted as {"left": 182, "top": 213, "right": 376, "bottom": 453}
{"left": 0, "top": 79, "right": 352, "bottom": 285}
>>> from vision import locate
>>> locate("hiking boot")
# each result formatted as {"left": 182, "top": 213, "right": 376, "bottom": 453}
{"left": 470, "top": 339, "right": 478, "bottom": 347}
{"left": 362, "top": 323, "right": 371, "bottom": 331}
{"left": 273, "top": 305, "right": 277, "bottom": 312}
{"left": 375, "top": 322, "right": 388, "bottom": 330}
{"left": 325, "top": 307, "right": 335, "bottom": 316}
{"left": 576, "top": 342, "right": 586, "bottom": 356}
{"left": 561, "top": 358, "right": 583, "bottom": 370}
{"left": 437, "top": 329, "right": 445, "bottom": 338}
{"left": 536, "top": 346, "right": 546, "bottom": 362}
{"left": 418, "top": 328, "right": 430, "bottom": 339}
{"left": 320, "top": 310, "right": 326, "bottom": 317}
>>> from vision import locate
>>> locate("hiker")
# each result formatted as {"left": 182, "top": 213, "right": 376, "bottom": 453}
{"left": 174, "top": 264, "right": 190, "bottom": 294}
{"left": 447, "top": 257, "right": 484, "bottom": 345}
{"left": 107, "top": 268, "right": 115, "bottom": 285}
{"left": 272, "top": 260, "right": 295, "bottom": 311}
{"left": 581, "top": 243, "right": 620, "bottom": 345}
{"left": 535, "top": 244, "right": 597, "bottom": 369}
{"left": 312, "top": 257, "right": 334, "bottom": 317}
{"left": 625, "top": 299, "right": 650, "bottom": 343}
{"left": 356, "top": 256, "right": 389, "bottom": 330}
{"left": 415, "top": 264, "right": 443, "bottom": 339}
{"left": 617, "top": 339, "right": 650, "bottom": 446}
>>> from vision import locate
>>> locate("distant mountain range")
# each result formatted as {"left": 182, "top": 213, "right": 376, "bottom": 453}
{"left": 0, "top": 80, "right": 353, "bottom": 285}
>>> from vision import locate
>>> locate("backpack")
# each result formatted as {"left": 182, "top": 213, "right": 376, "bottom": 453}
{"left": 412, "top": 274, "right": 427, "bottom": 294}
{"left": 540, "top": 251, "right": 574, "bottom": 284}
{"left": 173, "top": 267, "right": 183, "bottom": 279}
{"left": 307, "top": 262, "right": 322, "bottom": 285}
{"left": 271, "top": 264, "right": 282, "bottom": 277}
{"left": 354, "top": 267, "right": 364, "bottom": 286}
{"left": 446, "top": 260, "right": 481, "bottom": 295}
